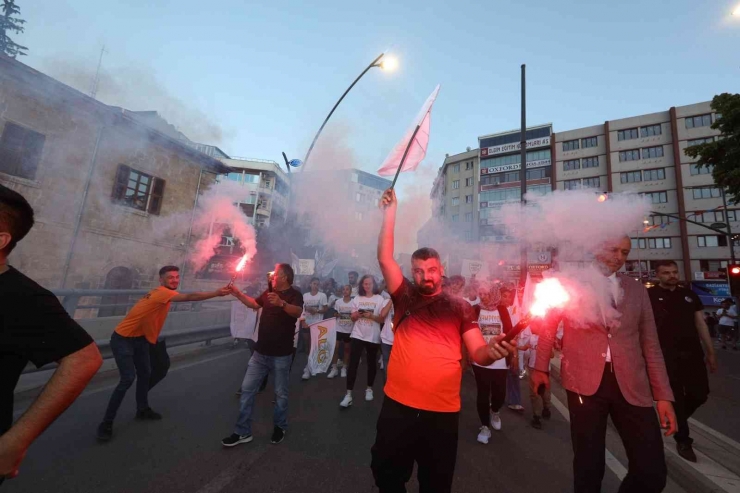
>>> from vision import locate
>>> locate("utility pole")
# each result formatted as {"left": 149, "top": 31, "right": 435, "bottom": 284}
{"left": 519, "top": 64, "right": 528, "bottom": 290}
{"left": 89, "top": 45, "right": 107, "bottom": 100}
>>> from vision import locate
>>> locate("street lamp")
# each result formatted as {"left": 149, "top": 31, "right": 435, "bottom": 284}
{"left": 301, "top": 52, "right": 397, "bottom": 172}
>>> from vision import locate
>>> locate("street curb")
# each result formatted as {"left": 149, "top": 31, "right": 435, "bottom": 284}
{"left": 549, "top": 358, "right": 720, "bottom": 493}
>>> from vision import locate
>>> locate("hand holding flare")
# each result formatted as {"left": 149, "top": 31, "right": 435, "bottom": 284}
{"left": 227, "top": 254, "right": 249, "bottom": 289}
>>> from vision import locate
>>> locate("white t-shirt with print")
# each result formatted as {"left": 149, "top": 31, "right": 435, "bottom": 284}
{"left": 302, "top": 292, "right": 327, "bottom": 327}
{"left": 350, "top": 294, "right": 385, "bottom": 344}
{"left": 380, "top": 298, "right": 394, "bottom": 345}
{"left": 718, "top": 306, "right": 737, "bottom": 327}
{"left": 475, "top": 306, "right": 517, "bottom": 370}
{"left": 334, "top": 298, "right": 354, "bottom": 334}
{"left": 465, "top": 297, "right": 481, "bottom": 306}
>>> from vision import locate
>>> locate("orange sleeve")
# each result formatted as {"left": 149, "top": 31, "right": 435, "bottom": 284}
{"left": 151, "top": 288, "right": 179, "bottom": 304}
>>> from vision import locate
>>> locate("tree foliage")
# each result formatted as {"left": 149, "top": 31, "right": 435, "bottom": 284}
{"left": 685, "top": 93, "right": 740, "bottom": 203}
{"left": 0, "top": 0, "right": 27, "bottom": 58}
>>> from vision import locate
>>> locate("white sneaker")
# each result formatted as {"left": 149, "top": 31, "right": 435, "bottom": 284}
{"left": 477, "top": 426, "right": 491, "bottom": 444}
{"left": 327, "top": 366, "right": 339, "bottom": 379}
{"left": 302, "top": 368, "right": 311, "bottom": 380}
{"left": 491, "top": 412, "right": 502, "bottom": 431}
{"left": 340, "top": 394, "right": 353, "bottom": 408}
{"left": 365, "top": 388, "right": 374, "bottom": 401}
{"left": 340, "top": 367, "right": 347, "bottom": 378}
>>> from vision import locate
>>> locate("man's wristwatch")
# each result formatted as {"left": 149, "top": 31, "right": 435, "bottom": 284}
{"left": 281, "top": 300, "right": 287, "bottom": 309}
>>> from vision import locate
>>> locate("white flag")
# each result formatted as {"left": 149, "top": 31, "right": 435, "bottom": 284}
{"left": 307, "top": 317, "right": 337, "bottom": 375}
{"left": 230, "top": 301, "right": 259, "bottom": 340}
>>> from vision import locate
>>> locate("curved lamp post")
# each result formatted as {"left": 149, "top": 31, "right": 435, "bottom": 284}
{"left": 300, "top": 52, "right": 397, "bottom": 172}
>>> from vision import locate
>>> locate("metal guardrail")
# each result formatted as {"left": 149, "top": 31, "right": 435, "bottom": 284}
{"left": 22, "top": 325, "right": 232, "bottom": 374}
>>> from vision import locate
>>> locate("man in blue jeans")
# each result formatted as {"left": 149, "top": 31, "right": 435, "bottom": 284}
{"left": 222, "top": 263, "right": 304, "bottom": 446}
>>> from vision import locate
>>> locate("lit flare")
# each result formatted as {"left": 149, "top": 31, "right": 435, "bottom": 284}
{"left": 227, "top": 254, "right": 249, "bottom": 288}
{"left": 530, "top": 278, "right": 570, "bottom": 318}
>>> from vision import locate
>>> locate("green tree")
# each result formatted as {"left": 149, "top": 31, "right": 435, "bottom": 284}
{"left": 685, "top": 93, "right": 740, "bottom": 202}
{"left": 0, "top": 0, "right": 28, "bottom": 58}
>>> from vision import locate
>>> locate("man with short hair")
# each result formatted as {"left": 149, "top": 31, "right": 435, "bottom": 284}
{"left": 1, "top": 184, "right": 103, "bottom": 483}
{"left": 372, "top": 189, "right": 514, "bottom": 493}
{"left": 649, "top": 260, "right": 717, "bottom": 462}
{"left": 531, "top": 236, "right": 676, "bottom": 493}
{"left": 348, "top": 271, "right": 359, "bottom": 298}
{"left": 448, "top": 275, "right": 466, "bottom": 298}
{"left": 300, "top": 277, "right": 328, "bottom": 380}
{"left": 223, "top": 263, "right": 304, "bottom": 446}
{"left": 96, "top": 266, "right": 229, "bottom": 441}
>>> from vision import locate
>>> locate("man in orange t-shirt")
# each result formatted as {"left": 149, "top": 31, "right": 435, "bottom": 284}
{"left": 96, "top": 265, "right": 229, "bottom": 441}
{"left": 372, "top": 189, "right": 515, "bottom": 493}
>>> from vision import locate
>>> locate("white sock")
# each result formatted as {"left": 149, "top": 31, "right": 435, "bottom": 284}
{"left": 346, "top": 390, "right": 352, "bottom": 396}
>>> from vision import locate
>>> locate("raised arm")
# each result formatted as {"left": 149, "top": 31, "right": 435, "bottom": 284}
{"left": 172, "top": 287, "right": 230, "bottom": 303}
{"left": 377, "top": 188, "right": 404, "bottom": 295}
{"left": 228, "top": 286, "right": 261, "bottom": 310}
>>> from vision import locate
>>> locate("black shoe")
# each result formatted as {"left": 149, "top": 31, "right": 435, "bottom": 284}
{"left": 542, "top": 407, "right": 552, "bottom": 420}
{"left": 271, "top": 426, "right": 285, "bottom": 444}
{"left": 135, "top": 408, "right": 162, "bottom": 420}
{"left": 96, "top": 421, "right": 113, "bottom": 441}
{"left": 221, "top": 433, "right": 253, "bottom": 447}
{"left": 676, "top": 442, "right": 697, "bottom": 462}
{"left": 531, "top": 416, "right": 542, "bottom": 430}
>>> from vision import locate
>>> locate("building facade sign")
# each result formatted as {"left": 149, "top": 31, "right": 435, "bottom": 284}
{"left": 480, "top": 136, "right": 551, "bottom": 157}
{"left": 481, "top": 159, "right": 551, "bottom": 175}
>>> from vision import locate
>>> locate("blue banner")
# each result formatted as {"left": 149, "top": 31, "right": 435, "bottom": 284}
{"left": 691, "top": 281, "right": 734, "bottom": 306}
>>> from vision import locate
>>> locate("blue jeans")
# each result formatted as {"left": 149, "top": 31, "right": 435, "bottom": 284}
{"left": 234, "top": 351, "right": 292, "bottom": 436}
{"left": 505, "top": 368, "right": 522, "bottom": 406}
{"left": 381, "top": 343, "right": 392, "bottom": 372}
{"left": 103, "top": 332, "right": 151, "bottom": 422}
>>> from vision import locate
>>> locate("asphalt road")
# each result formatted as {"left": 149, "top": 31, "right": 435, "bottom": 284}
{"left": 692, "top": 341, "right": 740, "bottom": 443}
{"left": 5, "top": 347, "right": 687, "bottom": 493}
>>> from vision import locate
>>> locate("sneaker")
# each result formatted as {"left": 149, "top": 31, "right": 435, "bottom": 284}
{"left": 531, "top": 416, "right": 543, "bottom": 430}
{"left": 340, "top": 394, "right": 353, "bottom": 408}
{"left": 271, "top": 426, "right": 286, "bottom": 444}
{"left": 135, "top": 408, "right": 162, "bottom": 420}
{"left": 340, "top": 367, "right": 347, "bottom": 378}
{"left": 490, "top": 412, "right": 502, "bottom": 431}
{"left": 507, "top": 404, "right": 524, "bottom": 413}
{"left": 676, "top": 442, "right": 697, "bottom": 462}
{"left": 477, "top": 426, "right": 492, "bottom": 444}
{"left": 302, "top": 368, "right": 311, "bottom": 380}
{"left": 96, "top": 421, "right": 113, "bottom": 442}
{"left": 542, "top": 407, "right": 552, "bottom": 419}
{"left": 365, "top": 388, "right": 374, "bottom": 401}
{"left": 327, "top": 366, "right": 339, "bottom": 379}
{"left": 221, "top": 433, "right": 253, "bottom": 447}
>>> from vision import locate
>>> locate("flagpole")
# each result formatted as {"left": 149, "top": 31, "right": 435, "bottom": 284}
{"left": 390, "top": 123, "right": 422, "bottom": 189}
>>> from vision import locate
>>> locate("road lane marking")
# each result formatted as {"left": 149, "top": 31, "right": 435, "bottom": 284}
{"left": 689, "top": 418, "right": 740, "bottom": 452}
{"left": 663, "top": 441, "right": 740, "bottom": 492}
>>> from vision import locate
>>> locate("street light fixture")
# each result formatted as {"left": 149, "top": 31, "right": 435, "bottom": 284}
{"left": 300, "top": 52, "right": 397, "bottom": 173}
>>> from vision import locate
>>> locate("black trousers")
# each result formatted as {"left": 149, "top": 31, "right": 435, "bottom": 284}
{"left": 567, "top": 364, "right": 667, "bottom": 493}
{"left": 472, "top": 365, "right": 508, "bottom": 426}
{"left": 664, "top": 351, "right": 709, "bottom": 445}
{"left": 346, "top": 338, "right": 380, "bottom": 391}
{"left": 371, "top": 396, "right": 459, "bottom": 493}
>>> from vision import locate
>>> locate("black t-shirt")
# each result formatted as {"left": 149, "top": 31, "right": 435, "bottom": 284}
{"left": 253, "top": 286, "right": 304, "bottom": 357}
{"left": 648, "top": 285, "right": 704, "bottom": 356}
{"left": 0, "top": 267, "right": 94, "bottom": 435}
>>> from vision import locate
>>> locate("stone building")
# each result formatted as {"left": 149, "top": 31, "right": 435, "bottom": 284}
{"left": 0, "top": 54, "right": 231, "bottom": 292}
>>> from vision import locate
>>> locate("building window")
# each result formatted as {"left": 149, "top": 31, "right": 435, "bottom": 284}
{"left": 700, "top": 260, "right": 728, "bottom": 272}
{"left": 0, "top": 123, "right": 46, "bottom": 180}
{"left": 687, "top": 137, "right": 713, "bottom": 147}
{"left": 618, "top": 128, "right": 639, "bottom": 141}
{"left": 695, "top": 210, "right": 733, "bottom": 223}
{"left": 685, "top": 114, "right": 712, "bottom": 129}
{"left": 646, "top": 215, "right": 670, "bottom": 226}
{"left": 648, "top": 237, "right": 672, "bottom": 249}
{"left": 564, "top": 179, "right": 580, "bottom": 190}
{"left": 563, "top": 159, "right": 580, "bottom": 171}
{"left": 356, "top": 192, "right": 362, "bottom": 202}
{"left": 697, "top": 236, "right": 727, "bottom": 247}
{"left": 690, "top": 164, "right": 712, "bottom": 175}
{"left": 351, "top": 172, "right": 358, "bottom": 183}
{"left": 526, "top": 168, "right": 548, "bottom": 180}
{"left": 465, "top": 177, "right": 474, "bottom": 187}
{"left": 692, "top": 187, "right": 721, "bottom": 200}
{"left": 452, "top": 180, "right": 460, "bottom": 189}
{"left": 465, "top": 162, "right": 473, "bottom": 170}
{"left": 563, "top": 139, "right": 580, "bottom": 151}
{"left": 642, "top": 146, "right": 664, "bottom": 159}
{"left": 620, "top": 171, "right": 642, "bottom": 184}
{"left": 619, "top": 149, "right": 640, "bottom": 162}
{"left": 582, "top": 156, "right": 599, "bottom": 169}
{"left": 643, "top": 168, "right": 665, "bottom": 181}
{"left": 465, "top": 212, "right": 473, "bottom": 222}
{"left": 465, "top": 195, "right": 473, "bottom": 204}
{"left": 452, "top": 214, "right": 459, "bottom": 222}
{"left": 355, "top": 211, "right": 363, "bottom": 220}
{"left": 464, "top": 231, "right": 473, "bottom": 241}
{"left": 582, "top": 177, "right": 600, "bottom": 188}
{"left": 631, "top": 238, "right": 647, "bottom": 249}
{"left": 244, "top": 173, "right": 260, "bottom": 184}
{"left": 452, "top": 164, "right": 460, "bottom": 173}
{"left": 451, "top": 197, "right": 460, "bottom": 206}
{"left": 112, "top": 165, "right": 166, "bottom": 214}
{"left": 581, "top": 136, "right": 598, "bottom": 148}
{"left": 642, "top": 191, "right": 668, "bottom": 204}
{"left": 640, "top": 124, "right": 662, "bottom": 137}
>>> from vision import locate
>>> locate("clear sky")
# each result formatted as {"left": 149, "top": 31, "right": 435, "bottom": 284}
{"left": 14, "top": 0, "right": 740, "bottom": 183}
